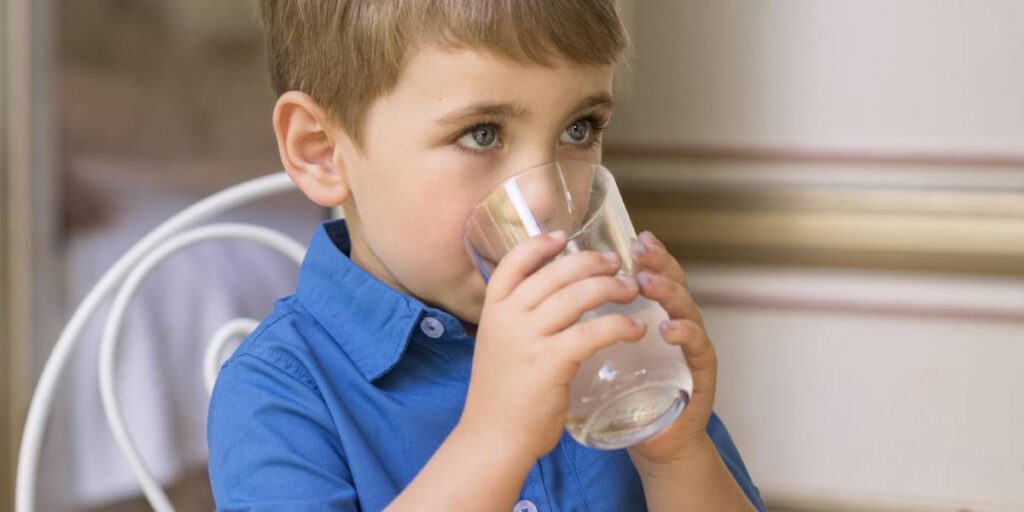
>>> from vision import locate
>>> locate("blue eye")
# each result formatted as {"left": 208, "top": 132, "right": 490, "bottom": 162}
{"left": 561, "top": 119, "right": 591, "bottom": 144}
{"left": 453, "top": 114, "right": 609, "bottom": 155}
{"left": 457, "top": 124, "right": 500, "bottom": 152}
{"left": 561, "top": 115, "right": 609, "bottom": 148}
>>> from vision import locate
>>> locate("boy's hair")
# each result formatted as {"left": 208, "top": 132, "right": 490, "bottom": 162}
{"left": 259, "top": 0, "right": 630, "bottom": 148}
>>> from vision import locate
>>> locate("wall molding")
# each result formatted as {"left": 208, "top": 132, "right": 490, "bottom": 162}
{"left": 605, "top": 150, "right": 1024, "bottom": 276}
{"left": 687, "top": 264, "right": 1024, "bottom": 323}
{"left": 605, "top": 143, "right": 1024, "bottom": 169}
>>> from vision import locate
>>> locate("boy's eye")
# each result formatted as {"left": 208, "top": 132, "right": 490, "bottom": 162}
{"left": 454, "top": 115, "right": 607, "bottom": 155}
{"left": 560, "top": 119, "right": 592, "bottom": 145}
{"left": 456, "top": 124, "right": 500, "bottom": 151}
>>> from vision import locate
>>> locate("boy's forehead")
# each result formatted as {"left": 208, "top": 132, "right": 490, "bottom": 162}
{"left": 395, "top": 43, "right": 614, "bottom": 105}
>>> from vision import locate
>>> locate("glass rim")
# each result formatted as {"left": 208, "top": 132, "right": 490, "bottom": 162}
{"left": 462, "top": 158, "right": 613, "bottom": 236}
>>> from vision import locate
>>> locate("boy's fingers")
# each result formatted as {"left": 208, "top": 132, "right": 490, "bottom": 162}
{"left": 485, "top": 232, "right": 568, "bottom": 303}
{"left": 511, "top": 250, "right": 622, "bottom": 310}
{"left": 534, "top": 275, "right": 640, "bottom": 333}
{"left": 557, "top": 313, "right": 646, "bottom": 364}
{"left": 659, "top": 319, "right": 717, "bottom": 414}
{"left": 636, "top": 271, "right": 703, "bottom": 325}
{"left": 631, "top": 231, "right": 687, "bottom": 288}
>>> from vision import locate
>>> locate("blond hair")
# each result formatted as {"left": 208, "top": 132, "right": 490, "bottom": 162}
{"left": 259, "top": 0, "right": 630, "bottom": 147}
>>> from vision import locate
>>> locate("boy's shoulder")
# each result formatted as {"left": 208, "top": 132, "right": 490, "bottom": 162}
{"left": 219, "top": 295, "right": 334, "bottom": 393}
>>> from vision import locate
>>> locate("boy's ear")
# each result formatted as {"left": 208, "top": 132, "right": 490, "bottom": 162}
{"left": 272, "top": 91, "right": 351, "bottom": 207}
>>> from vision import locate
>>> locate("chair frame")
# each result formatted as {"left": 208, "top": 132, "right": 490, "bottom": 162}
{"left": 16, "top": 172, "right": 305, "bottom": 512}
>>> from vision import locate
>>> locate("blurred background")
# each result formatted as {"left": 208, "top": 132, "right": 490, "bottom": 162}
{"left": 2, "top": 0, "right": 1022, "bottom": 511}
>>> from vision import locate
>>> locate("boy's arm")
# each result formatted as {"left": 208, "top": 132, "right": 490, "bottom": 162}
{"left": 627, "top": 232, "right": 765, "bottom": 511}
{"left": 633, "top": 430, "right": 761, "bottom": 512}
{"left": 385, "top": 424, "right": 534, "bottom": 511}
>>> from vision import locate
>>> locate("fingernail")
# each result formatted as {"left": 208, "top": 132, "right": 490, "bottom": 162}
{"left": 618, "top": 275, "right": 637, "bottom": 288}
{"left": 639, "top": 231, "right": 659, "bottom": 247}
{"left": 548, "top": 230, "right": 566, "bottom": 240}
{"left": 636, "top": 272, "right": 651, "bottom": 288}
{"left": 631, "top": 316, "right": 646, "bottom": 328}
{"left": 602, "top": 251, "right": 620, "bottom": 264}
{"left": 659, "top": 319, "right": 684, "bottom": 336}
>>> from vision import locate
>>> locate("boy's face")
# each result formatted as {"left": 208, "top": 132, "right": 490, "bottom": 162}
{"left": 329, "top": 44, "right": 615, "bottom": 326}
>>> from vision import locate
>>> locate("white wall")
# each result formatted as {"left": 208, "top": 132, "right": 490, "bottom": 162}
{"left": 609, "top": 0, "right": 1024, "bottom": 154}
{"left": 693, "top": 266, "right": 1024, "bottom": 511}
{"left": 608, "top": 1, "right": 1024, "bottom": 510}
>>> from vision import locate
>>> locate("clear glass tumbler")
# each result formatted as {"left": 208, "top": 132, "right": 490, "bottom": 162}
{"left": 462, "top": 160, "right": 693, "bottom": 449}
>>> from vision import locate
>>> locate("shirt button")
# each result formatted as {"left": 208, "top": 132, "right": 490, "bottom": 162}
{"left": 513, "top": 500, "right": 538, "bottom": 512}
{"left": 419, "top": 316, "right": 445, "bottom": 339}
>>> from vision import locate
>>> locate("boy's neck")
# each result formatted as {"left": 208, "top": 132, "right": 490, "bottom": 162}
{"left": 344, "top": 217, "right": 411, "bottom": 297}
{"left": 344, "top": 214, "right": 479, "bottom": 339}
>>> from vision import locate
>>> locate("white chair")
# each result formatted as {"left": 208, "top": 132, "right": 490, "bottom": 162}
{"left": 16, "top": 172, "right": 309, "bottom": 512}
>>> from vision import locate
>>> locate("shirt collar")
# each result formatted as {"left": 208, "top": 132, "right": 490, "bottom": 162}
{"left": 295, "top": 219, "right": 469, "bottom": 382}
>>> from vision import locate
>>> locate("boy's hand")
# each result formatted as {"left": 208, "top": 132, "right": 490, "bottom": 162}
{"left": 459, "top": 231, "right": 646, "bottom": 462}
{"left": 626, "top": 231, "right": 719, "bottom": 473}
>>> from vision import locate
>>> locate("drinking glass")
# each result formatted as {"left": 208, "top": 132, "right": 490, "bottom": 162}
{"left": 462, "top": 160, "right": 693, "bottom": 449}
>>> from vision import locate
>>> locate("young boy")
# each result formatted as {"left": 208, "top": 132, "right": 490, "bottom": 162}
{"left": 207, "top": 1, "right": 765, "bottom": 510}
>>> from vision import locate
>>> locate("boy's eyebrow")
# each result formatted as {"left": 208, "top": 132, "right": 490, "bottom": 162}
{"left": 434, "top": 92, "right": 614, "bottom": 126}
{"left": 434, "top": 102, "right": 529, "bottom": 126}
{"left": 569, "top": 92, "right": 615, "bottom": 115}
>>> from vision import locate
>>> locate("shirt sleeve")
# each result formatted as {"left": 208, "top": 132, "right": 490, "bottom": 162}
{"left": 207, "top": 350, "right": 359, "bottom": 511}
{"left": 706, "top": 411, "right": 767, "bottom": 512}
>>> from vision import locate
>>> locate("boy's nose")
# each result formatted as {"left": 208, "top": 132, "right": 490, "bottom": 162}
{"left": 505, "top": 152, "right": 557, "bottom": 180}
{"left": 498, "top": 159, "right": 585, "bottom": 235}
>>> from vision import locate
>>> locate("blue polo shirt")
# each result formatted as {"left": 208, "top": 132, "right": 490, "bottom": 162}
{"left": 207, "top": 219, "right": 765, "bottom": 511}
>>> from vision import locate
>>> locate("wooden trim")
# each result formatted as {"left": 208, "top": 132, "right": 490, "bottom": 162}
{"left": 622, "top": 188, "right": 1024, "bottom": 217}
{"left": 634, "top": 208, "right": 1024, "bottom": 256}
{"left": 606, "top": 150, "right": 1024, "bottom": 276}
{"left": 2, "top": 0, "right": 17, "bottom": 508}
{"left": 697, "top": 289, "right": 1024, "bottom": 323}
{"left": 685, "top": 264, "right": 1024, "bottom": 323}
{"left": 632, "top": 209, "right": 1024, "bottom": 277}
{"left": 605, "top": 143, "right": 1024, "bottom": 168}
{"left": 3, "top": 0, "right": 57, "bottom": 509}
